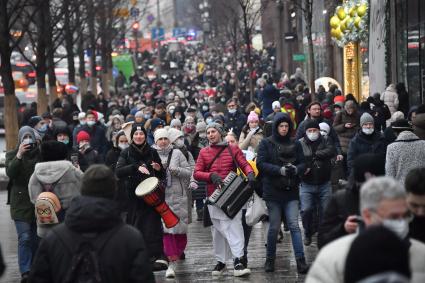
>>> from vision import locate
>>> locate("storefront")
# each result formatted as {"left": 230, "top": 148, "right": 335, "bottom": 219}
{"left": 393, "top": 0, "right": 425, "bottom": 106}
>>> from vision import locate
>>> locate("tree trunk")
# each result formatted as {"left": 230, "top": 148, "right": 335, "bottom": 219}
{"left": 0, "top": 0, "right": 19, "bottom": 150}
{"left": 45, "top": 0, "right": 58, "bottom": 107}
{"left": 36, "top": 0, "right": 49, "bottom": 115}
{"left": 242, "top": 7, "right": 254, "bottom": 102}
{"left": 305, "top": 1, "right": 315, "bottom": 101}
{"left": 77, "top": 25, "right": 87, "bottom": 96}
{"left": 99, "top": 1, "right": 109, "bottom": 99}
{"left": 88, "top": 0, "right": 97, "bottom": 95}
{"left": 64, "top": 0, "right": 76, "bottom": 84}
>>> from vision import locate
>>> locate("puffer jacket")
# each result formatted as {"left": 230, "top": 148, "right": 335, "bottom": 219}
{"left": 385, "top": 131, "right": 425, "bottom": 185}
{"left": 412, "top": 112, "right": 425, "bottom": 140}
{"left": 29, "top": 196, "right": 155, "bottom": 283}
{"left": 257, "top": 113, "right": 302, "bottom": 202}
{"left": 238, "top": 127, "right": 264, "bottom": 152}
{"left": 5, "top": 147, "right": 41, "bottom": 222}
{"left": 347, "top": 131, "right": 387, "bottom": 174}
{"left": 194, "top": 143, "right": 253, "bottom": 196}
{"left": 332, "top": 110, "right": 360, "bottom": 154}
{"left": 297, "top": 135, "right": 336, "bottom": 185}
{"left": 224, "top": 110, "right": 247, "bottom": 138}
{"left": 28, "top": 160, "right": 83, "bottom": 237}
{"left": 153, "top": 145, "right": 193, "bottom": 234}
{"left": 380, "top": 84, "right": 399, "bottom": 115}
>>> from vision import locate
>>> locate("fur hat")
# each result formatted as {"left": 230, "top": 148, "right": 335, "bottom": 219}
{"left": 168, "top": 128, "right": 184, "bottom": 144}
{"left": 76, "top": 131, "right": 90, "bottom": 144}
{"left": 40, "top": 141, "right": 68, "bottom": 162}
{"left": 206, "top": 122, "right": 225, "bottom": 137}
{"left": 81, "top": 165, "right": 117, "bottom": 199}
{"left": 360, "top": 112, "right": 374, "bottom": 127}
{"left": 154, "top": 128, "right": 169, "bottom": 143}
{"left": 247, "top": 111, "right": 259, "bottom": 123}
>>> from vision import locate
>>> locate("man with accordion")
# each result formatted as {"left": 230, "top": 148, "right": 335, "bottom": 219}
{"left": 194, "top": 122, "right": 255, "bottom": 277}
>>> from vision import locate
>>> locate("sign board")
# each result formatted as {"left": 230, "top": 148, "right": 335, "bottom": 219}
{"left": 293, "top": 54, "right": 306, "bottom": 62}
{"left": 151, "top": 27, "right": 165, "bottom": 40}
{"left": 172, "top": 27, "right": 187, "bottom": 38}
{"left": 130, "top": 7, "right": 140, "bottom": 18}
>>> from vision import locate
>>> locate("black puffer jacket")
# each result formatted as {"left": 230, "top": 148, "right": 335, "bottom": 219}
{"left": 257, "top": 113, "right": 302, "bottom": 202}
{"left": 29, "top": 196, "right": 155, "bottom": 283}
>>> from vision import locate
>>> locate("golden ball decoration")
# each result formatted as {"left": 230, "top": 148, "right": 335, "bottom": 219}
{"left": 357, "top": 4, "right": 367, "bottom": 17}
{"left": 330, "top": 16, "right": 340, "bottom": 28}
{"left": 336, "top": 6, "right": 346, "bottom": 20}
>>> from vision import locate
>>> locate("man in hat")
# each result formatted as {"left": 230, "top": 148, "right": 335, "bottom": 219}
{"left": 194, "top": 122, "right": 255, "bottom": 277}
{"left": 75, "top": 110, "right": 108, "bottom": 158}
{"left": 297, "top": 119, "right": 336, "bottom": 246}
{"left": 385, "top": 119, "right": 425, "bottom": 185}
{"left": 29, "top": 165, "right": 155, "bottom": 283}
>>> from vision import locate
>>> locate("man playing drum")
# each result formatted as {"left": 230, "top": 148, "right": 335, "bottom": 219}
{"left": 194, "top": 122, "right": 255, "bottom": 277}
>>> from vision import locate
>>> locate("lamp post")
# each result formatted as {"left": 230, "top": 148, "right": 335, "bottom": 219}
{"left": 199, "top": 0, "right": 210, "bottom": 46}
{"left": 276, "top": 0, "right": 284, "bottom": 72}
{"left": 132, "top": 21, "right": 139, "bottom": 57}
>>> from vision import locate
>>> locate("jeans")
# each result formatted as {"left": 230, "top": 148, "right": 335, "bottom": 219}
{"left": 195, "top": 199, "right": 204, "bottom": 210}
{"left": 14, "top": 221, "right": 38, "bottom": 274}
{"left": 299, "top": 181, "right": 332, "bottom": 238}
{"left": 266, "top": 200, "right": 304, "bottom": 259}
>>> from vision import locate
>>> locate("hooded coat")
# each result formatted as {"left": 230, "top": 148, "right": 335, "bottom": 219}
{"left": 412, "top": 112, "right": 425, "bottom": 140}
{"left": 29, "top": 196, "right": 155, "bottom": 283}
{"left": 380, "top": 84, "right": 399, "bottom": 115}
{"left": 28, "top": 160, "right": 83, "bottom": 237}
{"left": 257, "top": 113, "right": 303, "bottom": 202}
{"left": 332, "top": 110, "right": 360, "bottom": 154}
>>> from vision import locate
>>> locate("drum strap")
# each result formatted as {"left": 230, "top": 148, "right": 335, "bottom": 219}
{"left": 166, "top": 149, "right": 174, "bottom": 169}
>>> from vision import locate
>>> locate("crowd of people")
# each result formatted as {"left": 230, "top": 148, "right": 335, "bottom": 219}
{"left": 3, "top": 43, "right": 425, "bottom": 282}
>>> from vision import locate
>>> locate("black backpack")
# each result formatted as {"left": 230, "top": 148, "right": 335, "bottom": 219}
{"left": 52, "top": 224, "right": 124, "bottom": 283}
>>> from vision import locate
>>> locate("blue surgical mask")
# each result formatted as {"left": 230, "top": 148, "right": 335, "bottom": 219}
{"left": 206, "top": 117, "right": 213, "bottom": 124}
{"left": 143, "top": 114, "right": 151, "bottom": 120}
{"left": 38, "top": 124, "right": 48, "bottom": 133}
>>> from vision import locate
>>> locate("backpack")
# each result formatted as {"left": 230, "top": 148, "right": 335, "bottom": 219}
{"left": 53, "top": 224, "right": 124, "bottom": 283}
{"left": 35, "top": 181, "right": 63, "bottom": 225}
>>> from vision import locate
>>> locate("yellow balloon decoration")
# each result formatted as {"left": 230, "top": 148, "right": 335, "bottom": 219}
{"left": 331, "top": 27, "right": 342, "bottom": 39}
{"left": 357, "top": 4, "right": 367, "bottom": 17}
{"left": 349, "top": 7, "right": 357, "bottom": 17}
{"left": 330, "top": 16, "right": 340, "bottom": 28}
{"left": 340, "top": 19, "right": 347, "bottom": 32}
{"left": 336, "top": 6, "right": 346, "bottom": 20}
{"left": 346, "top": 17, "right": 354, "bottom": 30}
{"left": 354, "top": 16, "right": 362, "bottom": 29}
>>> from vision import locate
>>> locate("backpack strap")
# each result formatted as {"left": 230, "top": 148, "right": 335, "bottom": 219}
{"left": 166, "top": 149, "right": 174, "bottom": 169}
{"left": 205, "top": 146, "right": 227, "bottom": 172}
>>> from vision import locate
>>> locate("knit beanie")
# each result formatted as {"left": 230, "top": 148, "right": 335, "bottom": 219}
{"left": 81, "top": 165, "right": 117, "bottom": 199}
{"left": 247, "top": 111, "right": 259, "bottom": 123}
{"left": 18, "top": 126, "right": 36, "bottom": 144}
{"left": 344, "top": 226, "right": 410, "bottom": 283}
{"left": 196, "top": 121, "right": 207, "bottom": 133}
{"left": 206, "top": 122, "right": 225, "bottom": 137}
{"left": 168, "top": 128, "right": 184, "bottom": 144}
{"left": 130, "top": 123, "right": 147, "bottom": 140}
{"left": 27, "top": 116, "right": 43, "bottom": 128}
{"left": 40, "top": 141, "right": 68, "bottom": 162}
{"left": 76, "top": 131, "right": 90, "bottom": 144}
{"left": 170, "top": 118, "right": 182, "bottom": 128}
{"left": 134, "top": 111, "right": 144, "bottom": 118}
{"left": 304, "top": 119, "right": 320, "bottom": 131}
{"left": 150, "top": 118, "right": 165, "bottom": 132}
{"left": 334, "top": 95, "right": 345, "bottom": 104}
{"left": 360, "top": 112, "right": 374, "bottom": 127}
{"left": 154, "top": 128, "right": 169, "bottom": 143}
{"left": 272, "top": 101, "right": 281, "bottom": 110}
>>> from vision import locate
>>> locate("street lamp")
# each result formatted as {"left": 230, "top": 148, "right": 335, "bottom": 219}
{"left": 132, "top": 21, "right": 139, "bottom": 56}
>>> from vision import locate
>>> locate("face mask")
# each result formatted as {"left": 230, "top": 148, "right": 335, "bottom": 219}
{"left": 23, "top": 137, "right": 34, "bottom": 145}
{"left": 382, "top": 218, "right": 409, "bottom": 239}
{"left": 175, "top": 115, "right": 181, "bottom": 120}
{"left": 87, "top": 121, "right": 96, "bottom": 127}
{"left": 174, "top": 139, "right": 185, "bottom": 148}
{"left": 79, "top": 142, "right": 89, "bottom": 150}
{"left": 199, "top": 132, "right": 207, "bottom": 139}
{"left": 250, "top": 126, "right": 259, "bottom": 132}
{"left": 60, "top": 139, "right": 69, "bottom": 145}
{"left": 320, "top": 130, "right": 329, "bottom": 137}
{"left": 80, "top": 120, "right": 86, "bottom": 125}
{"left": 38, "top": 124, "right": 48, "bottom": 133}
{"left": 228, "top": 108, "right": 236, "bottom": 114}
{"left": 202, "top": 105, "right": 209, "bottom": 111}
{"left": 143, "top": 114, "right": 151, "bottom": 119}
{"left": 362, "top": 127, "right": 374, "bottom": 135}
{"left": 118, "top": 143, "right": 129, "bottom": 150}
{"left": 169, "top": 109, "right": 175, "bottom": 115}
{"left": 206, "top": 117, "right": 213, "bottom": 124}
{"left": 306, "top": 132, "right": 320, "bottom": 141}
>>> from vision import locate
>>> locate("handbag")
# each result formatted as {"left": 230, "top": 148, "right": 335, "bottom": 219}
{"left": 245, "top": 192, "right": 268, "bottom": 226}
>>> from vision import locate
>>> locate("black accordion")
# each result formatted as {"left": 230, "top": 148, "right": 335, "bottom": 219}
{"left": 208, "top": 171, "right": 253, "bottom": 218}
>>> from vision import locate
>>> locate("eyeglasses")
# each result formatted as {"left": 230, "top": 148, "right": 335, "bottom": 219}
{"left": 228, "top": 104, "right": 236, "bottom": 109}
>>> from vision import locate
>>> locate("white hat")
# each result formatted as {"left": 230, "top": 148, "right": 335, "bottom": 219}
{"left": 168, "top": 128, "right": 184, "bottom": 144}
{"left": 272, "top": 101, "right": 281, "bottom": 110}
{"left": 78, "top": 112, "right": 86, "bottom": 120}
{"left": 154, "top": 128, "right": 169, "bottom": 143}
{"left": 319, "top": 122, "right": 330, "bottom": 135}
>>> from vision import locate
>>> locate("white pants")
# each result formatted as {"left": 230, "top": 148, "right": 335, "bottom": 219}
{"left": 209, "top": 206, "right": 245, "bottom": 263}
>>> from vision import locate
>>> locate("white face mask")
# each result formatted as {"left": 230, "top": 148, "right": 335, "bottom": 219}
{"left": 118, "top": 143, "right": 129, "bottom": 150}
{"left": 320, "top": 130, "right": 329, "bottom": 137}
{"left": 174, "top": 139, "right": 185, "bottom": 148}
{"left": 202, "top": 105, "right": 209, "bottom": 111}
{"left": 382, "top": 218, "right": 409, "bottom": 239}
{"left": 87, "top": 120, "right": 96, "bottom": 127}
{"left": 206, "top": 117, "right": 213, "bottom": 124}
{"left": 228, "top": 108, "right": 236, "bottom": 114}
{"left": 199, "top": 132, "right": 207, "bottom": 139}
{"left": 362, "top": 127, "right": 374, "bottom": 135}
{"left": 306, "top": 132, "right": 320, "bottom": 141}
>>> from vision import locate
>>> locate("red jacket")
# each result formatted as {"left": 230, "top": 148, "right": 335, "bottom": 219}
{"left": 194, "top": 144, "right": 253, "bottom": 196}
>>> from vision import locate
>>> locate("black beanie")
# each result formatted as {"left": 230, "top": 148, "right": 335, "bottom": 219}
{"left": 344, "top": 226, "right": 410, "bottom": 283}
{"left": 81, "top": 165, "right": 117, "bottom": 199}
{"left": 304, "top": 119, "right": 320, "bottom": 131}
{"left": 41, "top": 141, "right": 68, "bottom": 162}
{"left": 130, "top": 123, "right": 147, "bottom": 140}
{"left": 28, "top": 116, "right": 43, "bottom": 128}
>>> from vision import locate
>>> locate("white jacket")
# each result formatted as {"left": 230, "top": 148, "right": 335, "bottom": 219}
{"left": 381, "top": 84, "right": 399, "bottom": 115}
{"left": 306, "top": 234, "right": 425, "bottom": 283}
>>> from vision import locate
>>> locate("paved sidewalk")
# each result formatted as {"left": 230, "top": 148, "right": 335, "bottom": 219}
{"left": 0, "top": 191, "right": 317, "bottom": 282}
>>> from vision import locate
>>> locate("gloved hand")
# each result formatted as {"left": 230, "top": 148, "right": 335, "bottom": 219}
{"left": 280, "top": 166, "right": 288, "bottom": 176}
{"left": 210, "top": 173, "right": 222, "bottom": 186}
{"left": 247, "top": 172, "right": 256, "bottom": 187}
{"left": 286, "top": 164, "right": 298, "bottom": 176}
